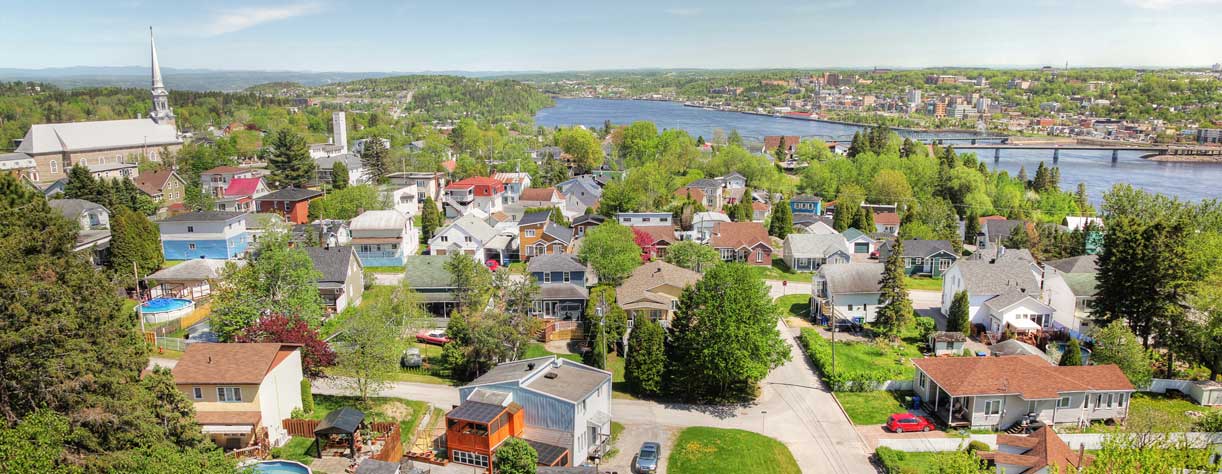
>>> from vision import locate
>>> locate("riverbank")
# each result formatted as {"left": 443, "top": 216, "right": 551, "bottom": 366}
{"left": 1146, "top": 154, "right": 1222, "bottom": 163}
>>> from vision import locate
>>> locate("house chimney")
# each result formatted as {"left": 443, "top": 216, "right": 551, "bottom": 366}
{"left": 207, "top": 356, "right": 212, "bottom": 364}
{"left": 526, "top": 362, "right": 535, "bottom": 371}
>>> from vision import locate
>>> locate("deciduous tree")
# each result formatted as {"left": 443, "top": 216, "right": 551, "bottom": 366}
{"left": 663, "top": 241, "right": 721, "bottom": 272}
{"left": 578, "top": 222, "right": 642, "bottom": 286}
{"left": 211, "top": 231, "right": 323, "bottom": 340}
{"left": 495, "top": 437, "right": 538, "bottom": 474}
{"left": 1091, "top": 320, "right": 1153, "bottom": 388}
{"left": 234, "top": 313, "right": 337, "bottom": 377}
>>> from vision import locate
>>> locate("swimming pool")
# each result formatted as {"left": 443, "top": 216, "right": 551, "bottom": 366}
{"left": 250, "top": 460, "right": 311, "bottom": 474}
{"left": 139, "top": 297, "right": 195, "bottom": 324}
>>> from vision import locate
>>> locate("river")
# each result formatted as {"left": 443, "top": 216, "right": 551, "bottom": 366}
{"left": 534, "top": 98, "right": 1221, "bottom": 202}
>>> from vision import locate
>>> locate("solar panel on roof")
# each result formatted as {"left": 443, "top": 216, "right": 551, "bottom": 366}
{"left": 524, "top": 439, "right": 569, "bottom": 465}
{"left": 447, "top": 401, "right": 503, "bottom": 423}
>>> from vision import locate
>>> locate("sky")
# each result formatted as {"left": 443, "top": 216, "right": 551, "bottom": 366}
{"left": 1, "top": 0, "right": 1221, "bottom": 72}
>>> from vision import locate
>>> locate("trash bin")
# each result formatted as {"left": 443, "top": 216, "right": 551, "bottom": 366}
{"left": 911, "top": 395, "right": 922, "bottom": 410}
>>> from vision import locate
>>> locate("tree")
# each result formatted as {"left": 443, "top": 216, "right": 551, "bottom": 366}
{"left": 869, "top": 169, "right": 913, "bottom": 206}
{"left": 1093, "top": 214, "right": 1191, "bottom": 349}
{"left": 667, "top": 264, "right": 790, "bottom": 401}
{"left": 1003, "top": 222, "right": 1033, "bottom": 249}
{"left": 336, "top": 302, "right": 409, "bottom": 403}
{"left": 537, "top": 152, "right": 570, "bottom": 186}
{"left": 556, "top": 127, "right": 604, "bottom": 173}
{"left": 331, "top": 160, "right": 349, "bottom": 189}
{"left": 110, "top": 206, "right": 163, "bottom": 288}
{"left": 1059, "top": 338, "right": 1083, "bottom": 366}
{"left": 266, "top": 129, "right": 315, "bottom": 187}
{"left": 633, "top": 227, "right": 656, "bottom": 262}
{"left": 618, "top": 121, "right": 659, "bottom": 166}
{"left": 1091, "top": 321, "right": 1153, "bottom": 388}
{"left": 360, "top": 136, "right": 390, "bottom": 184}
{"left": 495, "top": 437, "right": 538, "bottom": 474}
{"left": 308, "top": 185, "right": 386, "bottom": 221}
{"left": 0, "top": 410, "right": 81, "bottom": 474}
{"left": 664, "top": 241, "right": 721, "bottom": 272}
{"left": 727, "top": 129, "right": 744, "bottom": 148}
{"left": 874, "top": 239, "right": 914, "bottom": 342}
{"left": 234, "top": 313, "right": 337, "bottom": 377}
{"left": 963, "top": 210, "right": 980, "bottom": 245}
{"left": 210, "top": 231, "right": 323, "bottom": 341}
{"left": 140, "top": 367, "right": 205, "bottom": 446}
{"left": 578, "top": 222, "right": 642, "bottom": 286}
{"left": 597, "top": 179, "right": 643, "bottom": 216}
{"left": 769, "top": 200, "right": 793, "bottom": 239}
{"left": 728, "top": 200, "right": 753, "bottom": 222}
{"left": 446, "top": 252, "right": 493, "bottom": 313}
{"left": 947, "top": 290, "right": 971, "bottom": 334}
{"left": 929, "top": 449, "right": 989, "bottom": 474}
{"left": 301, "top": 379, "right": 315, "bottom": 414}
{"left": 626, "top": 317, "right": 666, "bottom": 397}
{"left": 63, "top": 164, "right": 102, "bottom": 203}
{"left": 420, "top": 197, "right": 442, "bottom": 241}
{"left": 852, "top": 206, "right": 876, "bottom": 232}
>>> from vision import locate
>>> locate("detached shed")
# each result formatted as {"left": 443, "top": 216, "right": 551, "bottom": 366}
{"left": 311, "top": 407, "right": 366, "bottom": 459}
{"left": 928, "top": 332, "right": 967, "bottom": 356}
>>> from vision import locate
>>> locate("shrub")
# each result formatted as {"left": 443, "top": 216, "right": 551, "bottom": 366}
{"left": 1196, "top": 410, "right": 1222, "bottom": 432}
{"left": 301, "top": 378, "right": 314, "bottom": 414}
{"left": 798, "top": 329, "right": 891, "bottom": 392}
{"left": 874, "top": 447, "right": 910, "bottom": 474}
{"left": 914, "top": 316, "right": 936, "bottom": 340}
{"left": 967, "top": 440, "right": 990, "bottom": 453}
{"left": 962, "top": 348, "right": 976, "bottom": 357}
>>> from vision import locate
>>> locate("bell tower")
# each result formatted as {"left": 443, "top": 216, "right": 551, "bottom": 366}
{"left": 148, "top": 27, "right": 175, "bottom": 126}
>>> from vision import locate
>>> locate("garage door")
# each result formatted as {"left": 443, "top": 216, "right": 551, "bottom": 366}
{"left": 854, "top": 242, "right": 869, "bottom": 253}
{"left": 434, "top": 249, "right": 447, "bottom": 256}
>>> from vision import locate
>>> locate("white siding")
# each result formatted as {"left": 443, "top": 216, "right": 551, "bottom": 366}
{"left": 258, "top": 350, "right": 304, "bottom": 447}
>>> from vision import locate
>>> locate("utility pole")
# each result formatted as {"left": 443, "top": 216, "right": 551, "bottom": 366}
{"left": 598, "top": 295, "right": 608, "bottom": 370}
{"left": 829, "top": 293, "right": 836, "bottom": 382}
{"left": 134, "top": 261, "right": 145, "bottom": 334}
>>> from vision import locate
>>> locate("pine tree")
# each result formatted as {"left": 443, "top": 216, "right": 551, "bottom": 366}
{"left": 852, "top": 206, "right": 875, "bottom": 232}
{"left": 267, "top": 129, "right": 315, "bottom": 187}
{"left": 727, "top": 129, "right": 744, "bottom": 148}
{"left": 360, "top": 136, "right": 389, "bottom": 184}
{"left": 331, "top": 161, "right": 349, "bottom": 189}
{"left": 110, "top": 206, "right": 163, "bottom": 289}
{"left": 963, "top": 210, "right": 980, "bottom": 246}
{"left": 900, "top": 138, "right": 916, "bottom": 158}
{"left": 1075, "top": 183, "right": 1092, "bottom": 216}
{"left": 625, "top": 318, "right": 666, "bottom": 397}
{"left": 1032, "top": 161, "right": 1050, "bottom": 192}
{"left": 874, "top": 239, "right": 914, "bottom": 342}
{"left": 769, "top": 200, "right": 793, "bottom": 238}
{"left": 948, "top": 290, "right": 971, "bottom": 334}
{"left": 1017, "top": 165, "right": 1029, "bottom": 186}
{"left": 1059, "top": 338, "right": 1083, "bottom": 366}
{"left": 847, "top": 131, "right": 864, "bottom": 158}
{"left": 695, "top": 135, "right": 705, "bottom": 147}
{"left": 63, "top": 164, "right": 102, "bottom": 203}
{"left": 420, "top": 197, "right": 441, "bottom": 241}
{"left": 833, "top": 202, "right": 856, "bottom": 232}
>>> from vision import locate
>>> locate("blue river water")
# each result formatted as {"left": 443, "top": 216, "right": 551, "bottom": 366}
{"left": 535, "top": 98, "right": 1222, "bottom": 202}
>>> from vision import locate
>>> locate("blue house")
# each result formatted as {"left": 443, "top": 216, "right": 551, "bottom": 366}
{"left": 791, "top": 195, "right": 823, "bottom": 216}
{"left": 158, "top": 211, "right": 250, "bottom": 260}
{"left": 527, "top": 254, "right": 590, "bottom": 320}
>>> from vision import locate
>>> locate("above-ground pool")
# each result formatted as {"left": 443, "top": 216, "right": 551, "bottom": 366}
{"left": 139, "top": 297, "right": 195, "bottom": 324}
{"left": 250, "top": 460, "right": 311, "bottom": 474}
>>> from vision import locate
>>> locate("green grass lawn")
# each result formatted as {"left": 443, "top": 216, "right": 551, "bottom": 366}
{"left": 122, "top": 299, "right": 139, "bottom": 317}
{"left": 775, "top": 294, "right": 811, "bottom": 318}
{"left": 309, "top": 395, "right": 429, "bottom": 437}
{"left": 271, "top": 436, "right": 315, "bottom": 465}
{"left": 877, "top": 449, "right": 943, "bottom": 474}
{"left": 604, "top": 421, "right": 625, "bottom": 460}
{"left": 1129, "top": 392, "right": 1221, "bottom": 429}
{"left": 802, "top": 328, "right": 922, "bottom": 381}
{"left": 523, "top": 342, "right": 583, "bottom": 362}
{"left": 365, "top": 265, "right": 406, "bottom": 274}
{"left": 507, "top": 262, "right": 527, "bottom": 274}
{"left": 904, "top": 276, "right": 944, "bottom": 291}
{"left": 668, "top": 427, "right": 801, "bottom": 474}
{"left": 750, "top": 260, "right": 808, "bottom": 282}
{"left": 835, "top": 391, "right": 908, "bottom": 425}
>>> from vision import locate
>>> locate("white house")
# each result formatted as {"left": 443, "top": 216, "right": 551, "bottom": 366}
{"left": 429, "top": 214, "right": 498, "bottom": 260}
{"left": 841, "top": 228, "right": 879, "bottom": 255}
{"left": 383, "top": 183, "right": 420, "bottom": 219}
{"left": 349, "top": 209, "right": 418, "bottom": 267}
{"left": 389, "top": 171, "right": 447, "bottom": 213}
{"left": 812, "top": 263, "right": 885, "bottom": 324}
{"left": 690, "top": 211, "right": 730, "bottom": 242}
{"left": 493, "top": 172, "right": 532, "bottom": 205}
{"left": 615, "top": 212, "right": 672, "bottom": 227}
{"left": 782, "top": 233, "right": 850, "bottom": 272}
{"left": 941, "top": 251, "right": 1053, "bottom": 338}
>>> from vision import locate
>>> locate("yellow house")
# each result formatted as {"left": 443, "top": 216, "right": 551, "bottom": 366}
{"left": 518, "top": 210, "right": 573, "bottom": 261}
{"left": 615, "top": 260, "right": 702, "bottom": 322}
{"left": 171, "top": 343, "right": 304, "bottom": 450}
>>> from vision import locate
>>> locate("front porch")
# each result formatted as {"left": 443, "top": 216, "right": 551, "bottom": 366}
{"left": 921, "top": 386, "right": 972, "bottom": 429}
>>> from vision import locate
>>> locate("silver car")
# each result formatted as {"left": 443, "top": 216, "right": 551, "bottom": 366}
{"left": 633, "top": 441, "right": 660, "bottom": 474}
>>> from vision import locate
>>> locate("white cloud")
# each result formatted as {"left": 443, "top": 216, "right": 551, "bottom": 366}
{"left": 1126, "top": 0, "right": 1222, "bottom": 8}
{"left": 665, "top": 7, "right": 703, "bottom": 17}
{"left": 202, "top": 2, "right": 324, "bottom": 36}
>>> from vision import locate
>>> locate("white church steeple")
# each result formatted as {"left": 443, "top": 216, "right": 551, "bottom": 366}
{"left": 148, "top": 27, "right": 174, "bottom": 125}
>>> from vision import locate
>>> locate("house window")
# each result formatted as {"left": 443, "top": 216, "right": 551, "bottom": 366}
{"left": 984, "top": 399, "right": 1001, "bottom": 415}
{"left": 642, "top": 217, "right": 651, "bottom": 222}
{"left": 1118, "top": 394, "right": 1126, "bottom": 407}
{"left": 939, "top": 259, "right": 952, "bottom": 271}
{"left": 526, "top": 230, "right": 536, "bottom": 238}
{"left": 1103, "top": 394, "right": 1114, "bottom": 408}
{"left": 192, "top": 387, "right": 203, "bottom": 400}
{"left": 670, "top": 299, "right": 678, "bottom": 311}
{"left": 563, "top": 272, "right": 571, "bottom": 283}
{"left": 187, "top": 226, "right": 195, "bottom": 233}
{"left": 217, "top": 387, "right": 243, "bottom": 402}
{"left": 439, "top": 236, "right": 448, "bottom": 242}
{"left": 188, "top": 243, "right": 196, "bottom": 250}
{"left": 464, "top": 236, "right": 472, "bottom": 243}
{"left": 918, "top": 372, "right": 927, "bottom": 389}
{"left": 544, "top": 273, "right": 551, "bottom": 283}
{"left": 452, "top": 450, "right": 488, "bottom": 468}
{"left": 1057, "top": 396, "right": 1071, "bottom": 408}
{"left": 755, "top": 249, "right": 765, "bottom": 263}
{"left": 623, "top": 217, "right": 632, "bottom": 222}
{"left": 50, "top": 160, "right": 58, "bottom": 174}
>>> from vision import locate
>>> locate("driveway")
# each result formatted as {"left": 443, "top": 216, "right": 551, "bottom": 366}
{"left": 373, "top": 272, "right": 404, "bottom": 286}
{"left": 855, "top": 424, "right": 948, "bottom": 450}
{"left": 766, "top": 279, "right": 812, "bottom": 300}
{"left": 910, "top": 289, "right": 943, "bottom": 321}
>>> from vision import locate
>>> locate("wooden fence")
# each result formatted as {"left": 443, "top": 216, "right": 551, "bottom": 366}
{"left": 281, "top": 419, "right": 401, "bottom": 462}
{"left": 283, "top": 418, "right": 320, "bottom": 437}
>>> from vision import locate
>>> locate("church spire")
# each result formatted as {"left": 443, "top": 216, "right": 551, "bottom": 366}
{"left": 148, "top": 27, "right": 174, "bottom": 125}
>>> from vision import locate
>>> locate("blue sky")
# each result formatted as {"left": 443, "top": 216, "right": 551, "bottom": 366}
{"left": 2, "top": 0, "right": 1220, "bottom": 71}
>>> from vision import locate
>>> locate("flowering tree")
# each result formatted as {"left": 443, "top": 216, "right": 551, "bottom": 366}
{"left": 235, "top": 313, "right": 337, "bottom": 378}
{"left": 633, "top": 227, "right": 656, "bottom": 262}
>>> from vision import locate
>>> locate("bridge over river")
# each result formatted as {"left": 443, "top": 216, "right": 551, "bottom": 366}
{"left": 933, "top": 141, "right": 1222, "bottom": 162}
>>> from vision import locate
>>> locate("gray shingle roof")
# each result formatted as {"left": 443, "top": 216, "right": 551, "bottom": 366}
{"left": 1047, "top": 255, "right": 1098, "bottom": 274}
{"left": 982, "top": 287, "right": 1044, "bottom": 312}
{"left": 819, "top": 263, "right": 885, "bottom": 294}
{"left": 519, "top": 210, "right": 551, "bottom": 226}
{"left": 448, "top": 214, "right": 497, "bottom": 242}
{"left": 48, "top": 198, "right": 105, "bottom": 219}
{"left": 841, "top": 228, "right": 870, "bottom": 241}
{"left": 467, "top": 356, "right": 555, "bottom": 386}
{"left": 538, "top": 283, "right": 590, "bottom": 300}
{"left": 160, "top": 211, "right": 246, "bottom": 223}
{"left": 878, "top": 240, "right": 957, "bottom": 260}
{"left": 305, "top": 246, "right": 356, "bottom": 284}
{"left": 528, "top": 253, "right": 586, "bottom": 273}
{"left": 402, "top": 255, "right": 453, "bottom": 289}
{"left": 784, "top": 234, "right": 849, "bottom": 258}
{"left": 984, "top": 219, "right": 1026, "bottom": 240}
{"left": 543, "top": 222, "right": 573, "bottom": 243}
{"left": 257, "top": 187, "right": 323, "bottom": 202}
{"left": 954, "top": 259, "right": 1040, "bottom": 296}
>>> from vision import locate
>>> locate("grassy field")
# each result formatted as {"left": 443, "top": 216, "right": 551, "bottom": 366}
{"left": 668, "top": 427, "right": 801, "bottom": 474}
{"left": 775, "top": 294, "right": 811, "bottom": 318}
{"left": 750, "top": 260, "right": 808, "bottom": 282}
{"left": 801, "top": 328, "right": 922, "bottom": 381}
{"left": 876, "top": 448, "right": 944, "bottom": 474}
{"left": 904, "top": 276, "right": 944, "bottom": 291}
{"left": 835, "top": 391, "right": 908, "bottom": 425}
{"left": 1129, "top": 392, "right": 1221, "bottom": 429}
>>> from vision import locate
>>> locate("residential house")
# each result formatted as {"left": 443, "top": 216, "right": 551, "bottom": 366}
{"left": 528, "top": 254, "right": 590, "bottom": 320}
{"left": 382, "top": 183, "right": 420, "bottom": 218}
{"left": 874, "top": 211, "right": 901, "bottom": 235}
{"left": 633, "top": 225, "right": 677, "bottom": 260}
{"left": 616, "top": 260, "right": 701, "bottom": 323}
{"left": 292, "top": 219, "right": 351, "bottom": 248}
{"left": 494, "top": 172, "right": 532, "bottom": 205}
{"left": 762, "top": 135, "right": 800, "bottom": 159}
{"left": 444, "top": 177, "right": 506, "bottom": 217}
{"left": 878, "top": 240, "right": 959, "bottom": 277}
{"left": 682, "top": 179, "right": 724, "bottom": 211}
{"left": 978, "top": 426, "right": 1094, "bottom": 474}
{"left": 911, "top": 355, "right": 1133, "bottom": 430}
{"left": 199, "top": 166, "right": 257, "bottom": 199}
{"left": 782, "top": 234, "right": 850, "bottom": 272}
{"left": 791, "top": 195, "right": 824, "bottom": 216}
{"left": 429, "top": 214, "right": 498, "bottom": 260}
{"left": 719, "top": 172, "right": 747, "bottom": 189}
{"left": 449, "top": 356, "right": 612, "bottom": 469}
{"left": 0, "top": 152, "right": 37, "bottom": 182}
{"left": 615, "top": 212, "right": 672, "bottom": 228}
{"left": 244, "top": 213, "right": 285, "bottom": 246}
{"left": 255, "top": 187, "right": 322, "bottom": 225}
{"left": 841, "top": 228, "right": 879, "bottom": 255}
{"left": 689, "top": 211, "right": 730, "bottom": 242}
{"left": 305, "top": 246, "right": 364, "bottom": 314}
{"left": 403, "top": 255, "right": 459, "bottom": 316}
{"left": 388, "top": 171, "right": 446, "bottom": 213}
{"left": 940, "top": 254, "right": 1053, "bottom": 339}
{"left": 978, "top": 218, "right": 1028, "bottom": 249}
{"left": 172, "top": 343, "right": 304, "bottom": 449}
{"left": 796, "top": 218, "right": 837, "bottom": 235}
{"left": 314, "top": 153, "right": 366, "bottom": 187}
{"left": 49, "top": 198, "right": 112, "bottom": 266}
{"left": 709, "top": 221, "right": 773, "bottom": 266}
{"left": 555, "top": 177, "right": 602, "bottom": 216}
{"left": 1044, "top": 255, "right": 1099, "bottom": 337}
{"left": 158, "top": 211, "right": 249, "bottom": 260}
{"left": 928, "top": 332, "right": 967, "bottom": 356}
{"left": 145, "top": 258, "right": 228, "bottom": 300}
{"left": 812, "top": 263, "right": 885, "bottom": 324}
{"left": 216, "top": 177, "right": 268, "bottom": 213}
{"left": 519, "top": 211, "right": 573, "bottom": 261}
{"left": 133, "top": 168, "right": 186, "bottom": 212}
{"left": 752, "top": 201, "right": 770, "bottom": 223}
{"left": 349, "top": 209, "right": 418, "bottom": 267}
{"left": 518, "top": 187, "right": 568, "bottom": 216}
{"left": 570, "top": 214, "right": 606, "bottom": 238}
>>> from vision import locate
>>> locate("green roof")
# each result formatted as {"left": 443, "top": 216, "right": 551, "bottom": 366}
{"left": 1062, "top": 272, "right": 1098, "bottom": 297}
{"left": 403, "top": 255, "right": 455, "bottom": 289}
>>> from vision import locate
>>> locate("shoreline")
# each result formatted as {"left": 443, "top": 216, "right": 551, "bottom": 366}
{"left": 1145, "top": 154, "right": 1222, "bottom": 163}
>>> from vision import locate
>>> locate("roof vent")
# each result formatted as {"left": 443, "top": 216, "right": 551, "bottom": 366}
{"left": 207, "top": 356, "right": 212, "bottom": 364}
{"left": 544, "top": 372, "right": 559, "bottom": 379}
{"left": 526, "top": 362, "right": 535, "bottom": 371}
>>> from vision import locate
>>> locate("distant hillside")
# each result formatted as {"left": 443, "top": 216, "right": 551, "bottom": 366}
{"left": 0, "top": 67, "right": 545, "bottom": 92}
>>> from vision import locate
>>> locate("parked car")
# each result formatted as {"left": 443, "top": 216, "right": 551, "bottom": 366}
{"left": 400, "top": 347, "right": 422, "bottom": 368}
{"left": 886, "top": 413, "right": 934, "bottom": 433}
{"left": 633, "top": 442, "right": 660, "bottom": 474}
{"left": 415, "top": 329, "right": 450, "bottom": 346}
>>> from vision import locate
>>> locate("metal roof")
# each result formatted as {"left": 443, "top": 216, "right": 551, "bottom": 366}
{"left": 784, "top": 234, "right": 849, "bottom": 258}
{"left": 349, "top": 210, "right": 407, "bottom": 231}
{"left": 315, "top": 407, "right": 365, "bottom": 435}
{"left": 818, "top": 263, "right": 885, "bottom": 294}
{"left": 525, "top": 439, "right": 570, "bottom": 466}
{"left": 16, "top": 119, "right": 180, "bottom": 154}
{"left": 159, "top": 211, "right": 245, "bottom": 223}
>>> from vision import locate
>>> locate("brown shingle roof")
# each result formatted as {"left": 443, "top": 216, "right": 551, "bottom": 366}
{"left": 978, "top": 426, "right": 1094, "bottom": 472}
{"left": 195, "top": 411, "right": 262, "bottom": 426}
{"left": 673, "top": 187, "right": 705, "bottom": 202}
{"left": 172, "top": 343, "right": 300, "bottom": 385}
{"left": 519, "top": 187, "right": 562, "bottom": 202}
{"left": 634, "top": 225, "right": 677, "bottom": 244}
{"left": 763, "top": 135, "right": 800, "bottom": 151}
{"left": 709, "top": 221, "right": 772, "bottom": 250}
{"left": 874, "top": 211, "right": 901, "bottom": 225}
{"left": 616, "top": 260, "right": 701, "bottom": 311}
{"left": 912, "top": 355, "right": 1133, "bottom": 399}
{"left": 134, "top": 169, "right": 178, "bottom": 196}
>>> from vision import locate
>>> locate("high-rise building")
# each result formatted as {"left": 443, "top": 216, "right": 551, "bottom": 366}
{"left": 332, "top": 112, "right": 348, "bottom": 154}
{"left": 906, "top": 89, "right": 922, "bottom": 104}
{"left": 976, "top": 97, "right": 991, "bottom": 114}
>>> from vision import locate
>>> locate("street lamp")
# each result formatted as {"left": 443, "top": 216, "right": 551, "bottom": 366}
{"left": 761, "top": 410, "right": 768, "bottom": 433}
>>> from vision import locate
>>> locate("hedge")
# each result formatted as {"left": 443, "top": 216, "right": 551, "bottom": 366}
{"left": 798, "top": 328, "right": 892, "bottom": 392}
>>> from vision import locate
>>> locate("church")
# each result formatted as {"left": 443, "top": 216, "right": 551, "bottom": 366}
{"left": 14, "top": 29, "right": 183, "bottom": 184}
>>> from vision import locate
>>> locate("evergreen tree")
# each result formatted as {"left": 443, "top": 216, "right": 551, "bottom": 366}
{"left": 900, "top": 137, "right": 916, "bottom": 158}
{"left": 331, "top": 161, "right": 349, "bottom": 189}
{"left": 769, "top": 200, "right": 793, "bottom": 238}
{"left": 1032, "top": 161, "right": 1050, "bottom": 191}
{"left": 1003, "top": 223, "right": 1033, "bottom": 249}
{"left": 267, "top": 129, "right": 315, "bottom": 187}
{"left": 695, "top": 135, "right": 705, "bottom": 147}
{"left": 63, "top": 164, "right": 102, "bottom": 203}
{"left": 963, "top": 210, "right": 980, "bottom": 246}
{"left": 1059, "top": 338, "right": 1083, "bottom": 366}
{"left": 847, "top": 131, "right": 865, "bottom": 158}
{"left": 420, "top": 197, "right": 442, "bottom": 241}
{"left": 110, "top": 206, "right": 164, "bottom": 289}
{"left": 1017, "top": 165, "right": 1028, "bottom": 185}
{"left": 833, "top": 203, "right": 856, "bottom": 232}
{"left": 625, "top": 318, "right": 666, "bottom": 397}
{"left": 948, "top": 290, "right": 971, "bottom": 334}
{"left": 729, "top": 200, "right": 753, "bottom": 222}
{"left": 360, "top": 136, "right": 389, "bottom": 184}
{"left": 585, "top": 327, "right": 607, "bottom": 369}
{"left": 727, "top": 129, "right": 744, "bottom": 148}
{"left": 874, "top": 239, "right": 914, "bottom": 342}
{"left": 852, "top": 206, "right": 875, "bottom": 232}
{"left": 1075, "top": 182, "right": 1093, "bottom": 216}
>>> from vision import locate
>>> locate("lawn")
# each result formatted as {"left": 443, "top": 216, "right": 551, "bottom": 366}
{"left": 365, "top": 265, "right": 405, "bottom": 274}
{"left": 523, "top": 342, "right": 583, "bottom": 362}
{"left": 875, "top": 448, "right": 944, "bottom": 474}
{"left": 835, "top": 391, "right": 908, "bottom": 425}
{"left": 309, "top": 394, "right": 429, "bottom": 438}
{"left": 1129, "top": 392, "right": 1221, "bottom": 429}
{"left": 271, "top": 436, "right": 315, "bottom": 465}
{"left": 750, "top": 260, "right": 808, "bottom": 282}
{"left": 122, "top": 299, "right": 139, "bottom": 317}
{"left": 507, "top": 262, "right": 527, "bottom": 274}
{"left": 775, "top": 294, "right": 811, "bottom": 318}
{"left": 801, "top": 328, "right": 921, "bottom": 380}
{"left": 321, "top": 285, "right": 395, "bottom": 337}
{"left": 904, "top": 276, "right": 944, "bottom": 291}
{"left": 668, "top": 427, "right": 801, "bottom": 474}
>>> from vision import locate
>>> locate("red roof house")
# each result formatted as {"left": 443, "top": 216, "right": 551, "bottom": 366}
{"left": 709, "top": 221, "right": 774, "bottom": 266}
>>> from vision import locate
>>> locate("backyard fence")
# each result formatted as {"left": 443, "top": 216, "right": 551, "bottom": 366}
{"left": 154, "top": 336, "right": 189, "bottom": 353}
{"left": 1143, "top": 378, "right": 1222, "bottom": 406}
{"left": 282, "top": 419, "right": 399, "bottom": 440}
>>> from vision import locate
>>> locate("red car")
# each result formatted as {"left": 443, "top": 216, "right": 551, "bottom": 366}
{"left": 886, "top": 413, "right": 934, "bottom": 433}
{"left": 415, "top": 329, "right": 451, "bottom": 346}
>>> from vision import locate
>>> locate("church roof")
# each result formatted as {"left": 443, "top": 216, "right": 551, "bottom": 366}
{"left": 16, "top": 119, "right": 180, "bottom": 155}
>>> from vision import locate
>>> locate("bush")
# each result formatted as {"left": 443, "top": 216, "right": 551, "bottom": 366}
{"left": 914, "top": 316, "right": 936, "bottom": 340}
{"left": 798, "top": 329, "right": 889, "bottom": 392}
{"left": 967, "top": 440, "right": 990, "bottom": 453}
{"left": 1196, "top": 410, "right": 1222, "bottom": 432}
{"left": 962, "top": 348, "right": 976, "bottom": 357}
{"left": 875, "top": 447, "right": 910, "bottom": 474}
{"left": 301, "top": 379, "right": 314, "bottom": 414}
